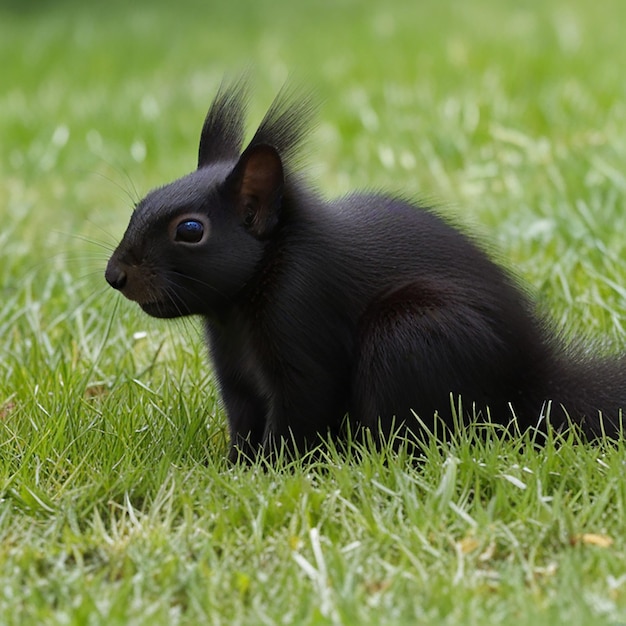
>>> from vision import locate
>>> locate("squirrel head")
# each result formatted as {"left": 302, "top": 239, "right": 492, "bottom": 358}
{"left": 105, "top": 79, "right": 313, "bottom": 319}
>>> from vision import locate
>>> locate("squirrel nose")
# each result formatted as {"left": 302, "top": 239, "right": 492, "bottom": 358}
{"left": 105, "top": 262, "right": 127, "bottom": 290}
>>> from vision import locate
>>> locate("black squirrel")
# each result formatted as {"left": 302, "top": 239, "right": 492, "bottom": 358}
{"left": 105, "top": 79, "right": 626, "bottom": 461}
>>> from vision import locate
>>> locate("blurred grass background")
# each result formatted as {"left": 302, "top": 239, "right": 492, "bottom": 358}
{"left": 2, "top": 0, "right": 626, "bottom": 624}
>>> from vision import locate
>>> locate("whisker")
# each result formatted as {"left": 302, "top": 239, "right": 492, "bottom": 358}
{"left": 76, "top": 167, "right": 141, "bottom": 207}
{"left": 75, "top": 270, "right": 109, "bottom": 286}
{"left": 163, "top": 278, "right": 216, "bottom": 317}
{"left": 164, "top": 284, "right": 189, "bottom": 318}
{"left": 168, "top": 270, "right": 235, "bottom": 306}
{"left": 64, "top": 259, "right": 110, "bottom": 272}
{"left": 118, "top": 165, "right": 142, "bottom": 206}
{"left": 83, "top": 218, "right": 126, "bottom": 249}
{"left": 61, "top": 231, "right": 117, "bottom": 253}
{"left": 166, "top": 302, "right": 206, "bottom": 347}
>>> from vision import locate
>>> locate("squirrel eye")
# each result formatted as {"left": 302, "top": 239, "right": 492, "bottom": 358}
{"left": 174, "top": 219, "right": 205, "bottom": 244}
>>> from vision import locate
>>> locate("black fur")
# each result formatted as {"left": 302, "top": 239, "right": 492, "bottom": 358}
{"left": 105, "top": 80, "right": 626, "bottom": 461}
{"left": 197, "top": 77, "right": 247, "bottom": 167}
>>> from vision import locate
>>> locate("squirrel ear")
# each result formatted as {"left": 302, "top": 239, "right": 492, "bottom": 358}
{"left": 228, "top": 144, "right": 284, "bottom": 237}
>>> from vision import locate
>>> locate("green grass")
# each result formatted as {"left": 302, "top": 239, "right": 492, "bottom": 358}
{"left": 2, "top": 0, "right": 626, "bottom": 623}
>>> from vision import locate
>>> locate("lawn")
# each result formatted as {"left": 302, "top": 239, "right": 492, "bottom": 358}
{"left": 2, "top": 0, "right": 626, "bottom": 623}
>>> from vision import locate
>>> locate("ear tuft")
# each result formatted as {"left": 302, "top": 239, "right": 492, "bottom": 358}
{"left": 198, "top": 77, "right": 248, "bottom": 168}
{"left": 229, "top": 144, "right": 284, "bottom": 238}
{"left": 248, "top": 84, "right": 316, "bottom": 167}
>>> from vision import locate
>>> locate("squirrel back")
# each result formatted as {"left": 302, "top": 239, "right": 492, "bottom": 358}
{"left": 105, "top": 80, "right": 626, "bottom": 461}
